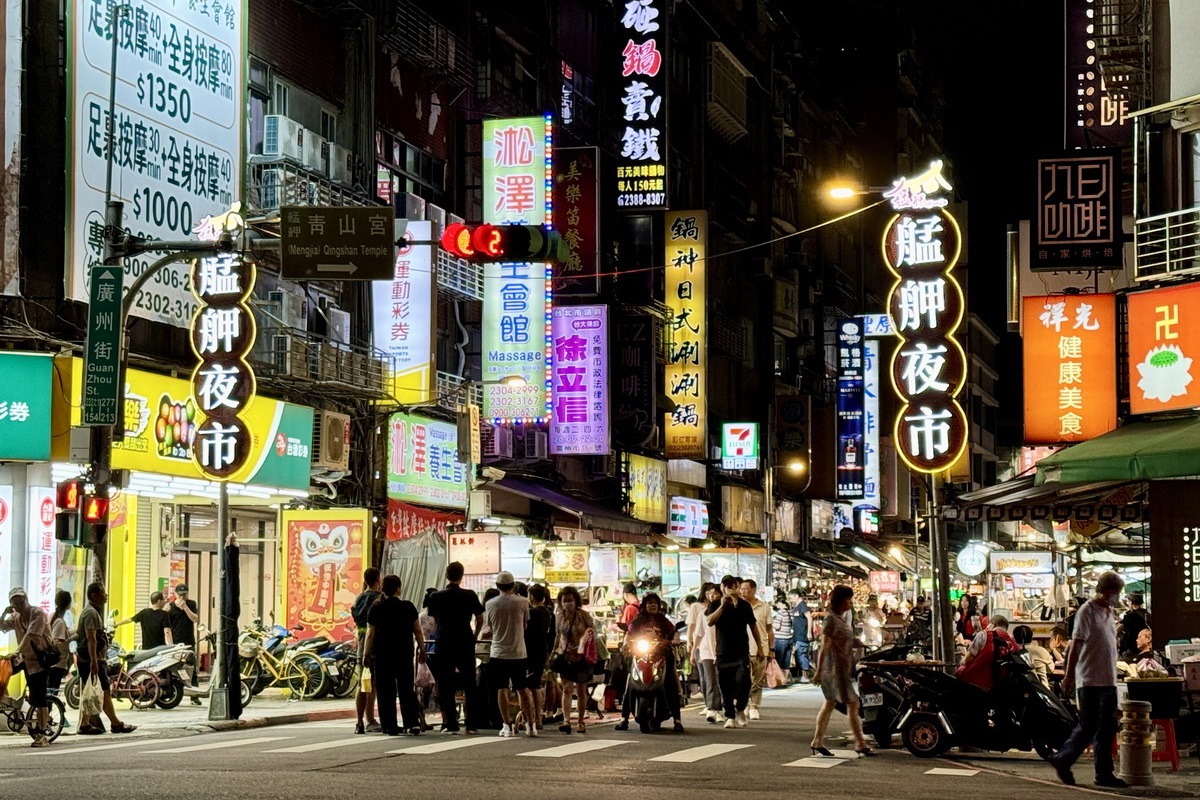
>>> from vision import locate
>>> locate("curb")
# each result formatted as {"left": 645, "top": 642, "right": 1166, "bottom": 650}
{"left": 179, "top": 706, "right": 357, "bottom": 735}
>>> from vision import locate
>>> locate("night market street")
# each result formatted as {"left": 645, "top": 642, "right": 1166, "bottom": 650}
{"left": 1, "top": 687, "right": 1195, "bottom": 800}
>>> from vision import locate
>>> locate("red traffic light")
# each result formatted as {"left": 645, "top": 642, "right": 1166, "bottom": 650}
{"left": 82, "top": 495, "right": 110, "bottom": 524}
{"left": 57, "top": 480, "right": 82, "bottom": 513}
{"left": 439, "top": 223, "right": 563, "bottom": 263}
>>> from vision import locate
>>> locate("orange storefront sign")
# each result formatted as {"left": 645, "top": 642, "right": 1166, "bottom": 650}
{"left": 1023, "top": 294, "right": 1117, "bottom": 443}
{"left": 1127, "top": 282, "right": 1200, "bottom": 415}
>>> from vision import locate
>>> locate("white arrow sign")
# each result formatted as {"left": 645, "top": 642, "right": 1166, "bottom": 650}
{"left": 316, "top": 263, "right": 358, "bottom": 275}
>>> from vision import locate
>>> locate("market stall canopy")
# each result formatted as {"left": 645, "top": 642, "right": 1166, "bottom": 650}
{"left": 774, "top": 542, "right": 868, "bottom": 579}
{"left": 491, "top": 477, "right": 649, "bottom": 536}
{"left": 799, "top": 541, "right": 870, "bottom": 580}
{"left": 1036, "top": 415, "right": 1200, "bottom": 485}
{"left": 947, "top": 474, "right": 1144, "bottom": 525}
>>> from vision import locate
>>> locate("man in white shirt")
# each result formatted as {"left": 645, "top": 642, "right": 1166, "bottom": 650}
{"left": 739, "top": 579, "right": 773, "bottom": 720}
{"left": 1049, "top": 572, "right": 1126, "bottom": 789}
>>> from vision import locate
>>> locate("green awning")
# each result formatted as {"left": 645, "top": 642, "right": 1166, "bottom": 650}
{"left": 1036, "top": 416, "right": 1200, "bottom": 485}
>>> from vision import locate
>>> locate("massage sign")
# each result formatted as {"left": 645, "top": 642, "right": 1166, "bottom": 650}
{"left": 882, "top": 161, "right": 968, "bottom": 474}
{"left": 189, "top": 210, "right": 257, "bottom": 479}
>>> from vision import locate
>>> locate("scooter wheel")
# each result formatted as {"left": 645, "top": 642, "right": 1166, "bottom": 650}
{"left": 155, "top": 678, "right": 185, "bottom": 710}
{"left": 902, "top": 714, "right": 950, "bottom": 758}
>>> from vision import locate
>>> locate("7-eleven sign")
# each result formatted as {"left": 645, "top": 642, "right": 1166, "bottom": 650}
{"left": 721, "top": 422, "right": 759, "bottom": 470}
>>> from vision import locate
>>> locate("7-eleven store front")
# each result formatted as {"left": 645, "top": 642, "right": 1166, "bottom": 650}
{"left": 53, "top": 359, "right": 314, "bottom": 650}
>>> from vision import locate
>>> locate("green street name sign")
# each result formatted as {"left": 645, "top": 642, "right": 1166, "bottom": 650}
{"left": 82, "top": 267, "right": 124, "bottom": 426}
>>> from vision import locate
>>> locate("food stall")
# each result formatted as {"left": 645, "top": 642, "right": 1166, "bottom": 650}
{"left": 987, "top": 550, "right": 1063, "bottom": 639}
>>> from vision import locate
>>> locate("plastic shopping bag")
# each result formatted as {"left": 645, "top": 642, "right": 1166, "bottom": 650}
{"left": 360, "top": 668, "right": 372, "bottom": 694}
{"left": 765, "top": 659, "right": 787, "bottom": 689}
{"left": 415, "top": 661, "right": 434, "bottom": 689}
{"left": 80, "top": 674, "right": 103, "bottom": 718}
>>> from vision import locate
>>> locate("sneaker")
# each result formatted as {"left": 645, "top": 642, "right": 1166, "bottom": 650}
{"left": 365, "top": 722, "right": 382, "bottom": 733}
{"left": 747, "top": 707, "right": 761, "bottom": 721}
{"left": 30, "top": 736, "right": 49, "bottom": 748}
{"left": 526, "top": 724, "right": 538, "bottom": 738}
{"left": 723, "top": 718, "right": 736, "bottom": 729}
{"left": 734, "top": 711, "right": 747, "bottom": 728}
{"left": 1094, "top": 776, "right": 1128, "bottom": 789}
{"left": 499, "top": 724, "right": 513, "bottom": 737}
{"left": 407, "top": 727, "right": 422, "bottom": 736}
{"left": 441, "top": 727, "right": 461, "bottom": 735}
{"left": 698, "top": 709, "right": 710, "bottom": 718}
{"left": 191, "top": 697, "right": 202, "bottom": 706}
{"left": 705, "top": 710, "right": 718, "bottom": 723}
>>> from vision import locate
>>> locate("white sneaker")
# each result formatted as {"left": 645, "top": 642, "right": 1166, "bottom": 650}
{"left": 526, "top": 724, "right": 538, "bottom": 737}
{"left": 747, "top": 707, "right": 761, "bottom": 721}
{"left": 723, "top": 718, "right": 736, "bottom": 729}
{"left": 699, "top": 708, "right": 710, "bottom": 718}
{"left": 735, "top": 711, "right": 748, "bottom": 728}
{"left": 499, "top": 724, "right": 513, "bottom": 737}
{"left": 705, "top": 710, "right": 718, "bottom": 723}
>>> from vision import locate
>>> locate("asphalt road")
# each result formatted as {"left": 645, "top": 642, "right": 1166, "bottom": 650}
{"left": 0, "top": 686, "right": 1149, "bottom": 799}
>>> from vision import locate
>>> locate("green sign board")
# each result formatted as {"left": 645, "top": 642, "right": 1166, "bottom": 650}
{"left": 0, "top": 353, "right": 53, "bottom": 461}
{"left": 81, "top": 267, "right": 124, "bottom": 425}
{"left": 721, "top": 422, "right": 760, "bottom": 470}
{"left": 386, "top": 411, "right": 468, "bottom": 510}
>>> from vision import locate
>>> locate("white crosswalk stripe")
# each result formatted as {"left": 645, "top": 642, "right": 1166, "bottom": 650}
{"left": 264, "top": 737, "right": 387, "bottom": 754}
{"left": 925, "top": 768, "right": 979, "bottom": 776}
{"left": 517, "top": 739, "right": 633, "bottom": 758}
{"left": 647, "top": 744, "right": 754, "bottom": 763}
{"left": 390, "top": 738, "right": 515, "bottom": 755}
{"left": 147, "top": 736, "right": 292, "bottom": 754}
{"left": 784, "top": 756, "right": 849, "bottom": 769}
{"left": 29, "top": 739, "right": 154, "bottom": 756}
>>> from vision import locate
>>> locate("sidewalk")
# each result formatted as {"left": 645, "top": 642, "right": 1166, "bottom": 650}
{"left": 0, "top": 690, "right": 356, "bottom": 749}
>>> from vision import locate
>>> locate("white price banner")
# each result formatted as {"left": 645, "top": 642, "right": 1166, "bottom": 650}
{"left": 68, "top": 1, "right": 245, "bottom": 328}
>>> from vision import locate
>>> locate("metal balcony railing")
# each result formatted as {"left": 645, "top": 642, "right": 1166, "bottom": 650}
{"left": 707, "top": 43, "right": 750, "bottom": 144}
{"left": 1135, "top": 206, "right": 1200, "bottom": 281}
{"left": 249, "top": 323, "right": 390, "bottom": 399}
{"left": 247, "top": 160, "right": 381, "bottom": 214}
{"left": 437, "top": 249, "right": 484, "bottom": 301}
{"left": 435, "top": 371, "right": 483, "bottom": 410}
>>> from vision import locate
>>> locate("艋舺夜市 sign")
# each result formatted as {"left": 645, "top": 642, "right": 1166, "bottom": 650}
{"left": 81, "top": 267, "right": 123, "bottom": 426}
{"left": 67, "top": 358, "right": 312, "bottom": 490}
{"left": 280, "top": 207, "right": 397, "bottom": 281}
{"left": 0, "top": 353, "right": 53, "bottom": 461}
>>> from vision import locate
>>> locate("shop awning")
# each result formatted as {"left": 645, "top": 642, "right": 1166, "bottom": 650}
{"left": 1036, "top": 415, "right": 1200, "bottom": 485}
{"left": 947, "top": 470, "right": 1144, "bottom": 525}
{"left": 776, "top": 542, "right": 868, "bottom": 579}
{"left": 491, "top": 477, "right": 649, "bottom": 535}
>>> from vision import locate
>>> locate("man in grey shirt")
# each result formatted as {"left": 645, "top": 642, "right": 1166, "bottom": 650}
{"left": 485, "top": 571, "right": 535, "bottom": 737}
{"left": 1050, "top": 571, "right": 1126, "bottom": 789}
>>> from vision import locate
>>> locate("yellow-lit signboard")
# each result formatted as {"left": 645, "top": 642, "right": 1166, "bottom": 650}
{"left": 664, "top": 210, "right": 707, "bottom": 459}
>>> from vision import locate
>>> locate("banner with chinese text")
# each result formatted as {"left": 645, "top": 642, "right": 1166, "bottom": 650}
{"left": 372, "top": 220, "right": 435, "bottom": 404}
{"left": 1127, "top": 283, "right": 1200, "bottom": 415}
{"left": 552, "top": 147, "right": 599, "bottom": 294}
{"left": 385, "top": 497, "right": 462, "bottom": 541}
{"left": 281, "top": 508, "right": 368, "bottom": 644}
{"left": 628, "top": 453, "right": 667, "bottom": 523}
{"left": 836, "top": 318, "right": 865, "bottom": 498}
{"left": 386, "top": 411, "right": 468, "bottom": 510}
{"left": 550, "top": 304, "right": 609, "bottom": 454}
{"left": 664, "top": 210, "right": 706, "bottom": 459}
{"left": 482, "top": 116, "right": 552, "bottom": 422}
{"left": 1022, "top": 294, "right": 1116, "bottom": 442}
{"left": 614, "top": 0, "right": 667, "bottom": 209}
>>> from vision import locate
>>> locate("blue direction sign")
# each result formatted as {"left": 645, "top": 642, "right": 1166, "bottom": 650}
{"left": 81, "top": 267, "right": 124, "bottom": 426}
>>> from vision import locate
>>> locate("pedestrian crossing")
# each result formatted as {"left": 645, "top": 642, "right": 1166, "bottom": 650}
{"left": 15, "top": 728, "right": 981, "bottom": 775}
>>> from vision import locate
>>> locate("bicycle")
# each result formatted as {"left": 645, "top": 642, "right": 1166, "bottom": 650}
{"left": 238, "top": 622, "right": 328, "bottom": 700}
{"left": 62, "top": 641, "right": 161, "bottom": 710}
{"left": 0, "top": 655, "right": 67, "bottom": 743}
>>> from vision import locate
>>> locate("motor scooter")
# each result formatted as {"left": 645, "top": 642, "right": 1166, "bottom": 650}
{"left": 625, "top": 634, "right": 673, "bottom": 733}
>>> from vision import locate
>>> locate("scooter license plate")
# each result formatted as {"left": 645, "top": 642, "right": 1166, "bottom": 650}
{"left": 326, "top": 665, "right": 339, "bottom": 678}
{"left": 862, "top": 693, "right": 883, "bottom": 707}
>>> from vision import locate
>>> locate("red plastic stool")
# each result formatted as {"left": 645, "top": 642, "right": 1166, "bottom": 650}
{"left": 1152, "top": 719, "right": 1181, "bottom": 772}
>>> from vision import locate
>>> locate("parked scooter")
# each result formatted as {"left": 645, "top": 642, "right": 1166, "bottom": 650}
{"left": 884, "top": 641, "right": 1077, "bottom": 759}
{"left": 179, "top": 630, "right": 255, "bottom": 708}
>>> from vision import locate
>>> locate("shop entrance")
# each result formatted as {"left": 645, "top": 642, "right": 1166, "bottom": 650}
{"left": 177, "top": 507, "right": 276, "bottom": 636}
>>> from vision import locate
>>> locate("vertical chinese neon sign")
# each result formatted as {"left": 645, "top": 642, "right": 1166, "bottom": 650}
{"left": 883, "top": 161, "right": 968, "bottom": 474}
{"left": 550, "top": 305, "right": 609, "bottom": 455}
{"left": 482, "top": 115, "right": 553, "bottom": 423}
{"left": 664, "top": 210, "right": 706, "bottom": 459}
{"left": 615, "top": 0, "right": 667, "bottom": 209}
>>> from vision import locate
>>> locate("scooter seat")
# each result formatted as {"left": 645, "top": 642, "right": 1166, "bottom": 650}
{"left": 124, "top": 645, "right": 174, "bottom": 665}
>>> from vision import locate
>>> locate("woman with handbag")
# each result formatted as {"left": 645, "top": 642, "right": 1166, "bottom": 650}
{"left": 551, "top": 586, "right": 595, "bottom": 734}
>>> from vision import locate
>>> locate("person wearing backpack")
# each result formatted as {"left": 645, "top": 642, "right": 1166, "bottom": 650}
{"left": 351, "top": 567, "right": 383, "bottom": 734}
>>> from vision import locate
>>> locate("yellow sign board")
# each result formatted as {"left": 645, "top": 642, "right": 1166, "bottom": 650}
{"left": 664, "top": 210, "right": 707, "bottom": 459}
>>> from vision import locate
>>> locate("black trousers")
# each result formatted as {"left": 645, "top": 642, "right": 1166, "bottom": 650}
{"left": 432, "top": 648, "right": 478, "bottom": 730}
{"left": 716, "top": 657, "right": 750, "bottom": 719}
{"left": 375, "top": 658, "right": 419, "bottom": 732}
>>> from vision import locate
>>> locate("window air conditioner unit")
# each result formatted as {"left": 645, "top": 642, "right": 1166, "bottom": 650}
{"left": 528, "top": 430, "right": 548, "bottom": 459}
{"left": 267, "top": 290, "right": 306, "bottom": 331}
{"left": 486, "top": 426, "right": 513, "bottom": 458}
{"left": 394, "top": 192, "right": 426, "bottom": 221}
{"left": 325, "top": 142, "right": 353, "bottom": 186}
{"left": 263, "top": 115, "right": 304, "bottom": 160}
{"left": 302, "top": 129, "right": 327, "bottom": 173}
{"left": 312, "top": 410, "right": 351, "bottom": 472}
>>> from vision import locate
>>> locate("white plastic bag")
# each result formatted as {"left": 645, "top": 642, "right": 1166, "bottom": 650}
{"left": 80, "top": 674, "right": 103, "bottom": 718}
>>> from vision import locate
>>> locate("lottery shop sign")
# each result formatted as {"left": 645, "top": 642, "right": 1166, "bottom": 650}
{"left": 883, "top": 161, "right": 968, "bottom": 474}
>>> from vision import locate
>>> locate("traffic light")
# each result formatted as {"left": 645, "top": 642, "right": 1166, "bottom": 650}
{"left": 80, "top": 494, "right": 109, "bottom": 547}
{"left": 56, "top": 479, "right": 82, "bottom": 513}
{"left": 440, "top": 223, "right": 567, "bottom": 263}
